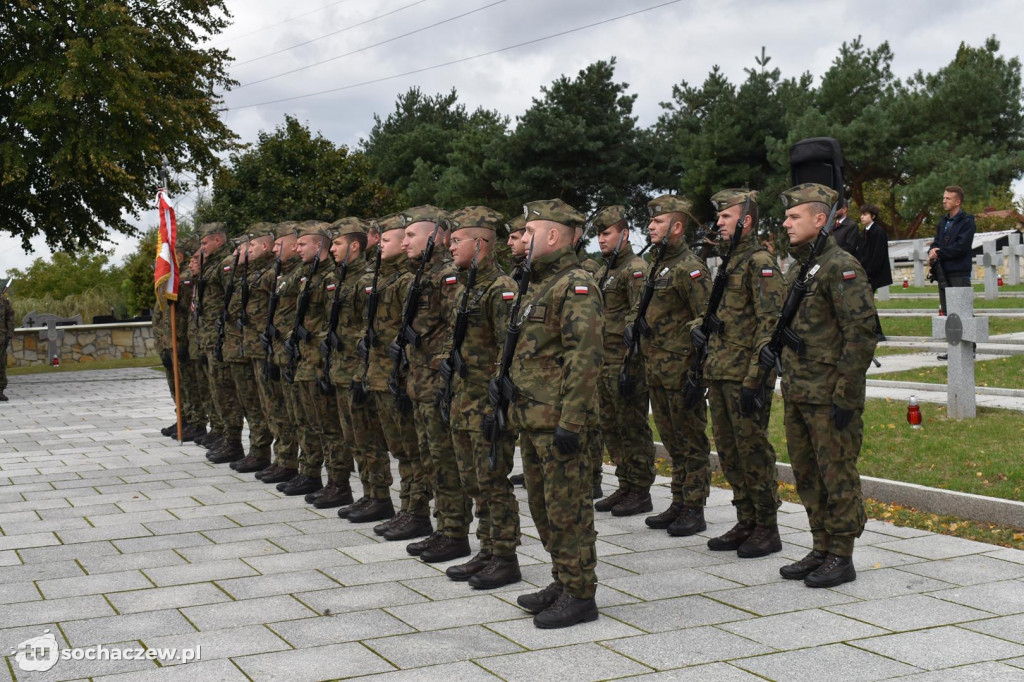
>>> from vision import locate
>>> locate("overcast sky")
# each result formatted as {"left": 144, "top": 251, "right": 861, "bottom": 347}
{"left": 3, "top": 0, "right": 1024, "bottom": 277}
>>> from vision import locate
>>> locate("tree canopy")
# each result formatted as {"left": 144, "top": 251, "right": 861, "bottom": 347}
{"left": 0, "top": 0, "right": 238, "bottom": 251}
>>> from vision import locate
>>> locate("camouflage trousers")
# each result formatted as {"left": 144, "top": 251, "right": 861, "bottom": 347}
{"left": 520, "top": 430, "right": 598, "bottom": 599}
{"left": 339, "top": 387, "right": 391, "bottom": 498}
{"left": 228, "top": 361, "right": 273, "bottom": 457}
{"left": 196, "top": 356, "right": 221, "bottom": 433}
{"left": 252, "top": 360, "right": 298, "bottom": 468}
{"left": 599, "top": 366, "right": 655, "bottom": 491}
{"left": 452, "top": 429, "right": 518, "bottom": 556}
{"left": 204, "top": 358, "right": 243, "bottom": 439}
{"left": 0, "top": 346, "right": 7, "bottom": 391}
{"left": 162, "top": 359, "right": 205, "bottom": 426}
{"left": 296, "top": 379, "right": 352, "bottom": 482}
{"left": 373, "top": 391, "right": 429, "bottom": 515}
{"left": 708, "top": 380, "right": 780, "bottom": 525}
{"left": 414, "top": 401, "right": 471, "bottom": 537}
{"left": 649, "top": 383, "right": 710, "bottom": 506}
{"left": 281, "top": 379, "right": 309, "bottom": 469}
{"left": 585, "top": 423, "right": 604, "bottom": 488}
{"left": 784, "top": 400, "right": 866, "bottom": 556}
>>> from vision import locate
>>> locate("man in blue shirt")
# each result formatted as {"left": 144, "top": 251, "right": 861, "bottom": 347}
{"left": 929, "top": 185, "right": 976, "bottom": 316}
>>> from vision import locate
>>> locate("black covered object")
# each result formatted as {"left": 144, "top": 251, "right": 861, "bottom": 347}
{"left": 790, "top": 137, "right": 845, "bottom": 195}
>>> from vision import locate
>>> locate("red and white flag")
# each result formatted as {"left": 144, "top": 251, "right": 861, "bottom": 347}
{"left": 154, "top": 189, "right": 178, "bottom": 302}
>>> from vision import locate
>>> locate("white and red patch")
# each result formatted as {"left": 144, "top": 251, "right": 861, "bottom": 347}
{"left": 326, "top": 284, "right": 337, "bottom": 291}
{"left": 502, "top": 291, "right": 515, "bottom": 301}
{"left": 574, "top": 285, "right": 589, "bottom": 295}
{"left": 365, "top": 286, "right": 373, "bottom": 294}
{"left": 761, "top": 268, "right": 774, "bottom": 277}
{"left": 444, "top": 275, "right": 458, "bottom": 285}
{"left": 633, "top": 270, "right": 644, "bottom": 278}
{"left": 223, "top": 265, "right": 231, "bottom": 272}
{"left": 689, "top": 269, "right": 703, "bottom": 279}
{"left": 842, "top": 270, "right": 857, "bottom": 280}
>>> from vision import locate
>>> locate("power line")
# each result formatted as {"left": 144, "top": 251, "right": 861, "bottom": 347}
{"left": 233, "top": 0, "right": 428, "bottom": 67}
{"left": 226, "top": 0, "right": 682, "bottom": 111}
{"left": 212, "top": 0, "right": 354, "bottom": 46}
{"left": 235, "top": 0, "right": 506, "bottom": 89}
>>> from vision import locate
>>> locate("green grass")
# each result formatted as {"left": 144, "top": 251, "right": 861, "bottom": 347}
{"left": 893, "top": 283, "right": 1024, "bottom": 294}
{"left": 8, "top": 356, "right": 162, "bottom": 376}
{"left": 871, "top": 353, "right": 1024, "bottom": 389}
{"left": 877, "top": 297, "right": 1024, "bottom": 310}
{"left": 875, "top": 346, "right": 932, "bottom": 357}
{"left": 880, "top": 316, "right": 1024, "bottom": 337}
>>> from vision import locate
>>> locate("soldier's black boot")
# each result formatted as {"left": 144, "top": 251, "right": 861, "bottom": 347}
{"left": 612, "top": 489, "right": 654, "bottom": 517}
{"left": 234, "top": 454, "right": 272, "bottom": 474}
{"left": 0, "top": 391, "right": 8, "bottom": 401}
{"left": 421, "top": 534, "right": 471, "bottom": 563}
{"left": 804, "top": 554, "right": 856, "bottom": 588}
{"left": 198, "top": 431, "right": 224, "bottom": 450}
{"left": 281, "top": 475, "right": 323, "bottom": 496}
{"left": 383, "top": 513, "right": 432, "bottom": 541}
{"left": 533, "top": 593, "right": 599, "bottom": 629}
{"left": 645, "top": 501, "right": 684, "bottom": 529}
{"left": 161, "top": 423, "right": 177, "bottom": 437}
{"left": 181, "top": 424, "right": 207, "bottom": 442}
{"left": 594, "top": 487, "right": 628, "bottom": 513}
{"left": 209, "top": 439, "right": 245, "bottom": 464}
{"left": 254, "top": 463, "right": 277, "bottom": 480}
{"left": 468, "top": 554, "right": 521, "bottom": 589}
{"left": 338, "top": 496, "right": 370, "bottom": 519}
{"left": 345, "top": 497, "right": 393, "bottom": 524}
{"left": 591, "top": 483, "right": 604, "bottom": 500}
{"left": 779, "top": 550, "right": 828, "bottom": 580}
{"left": 707, "top": 521, "right": 755, "bottom": 551}
{"left": 666, "top": 506, "right": 706, "bottom": 537}
{"left": 313, "top": 482, "right": 353, "bottom": 509}
{"left": 406, "top": 530, "right": 443, "bottom": 557}
{"left": 509, "top": 473, "right": 525, "bottom": 486}
{"left": 516, "top": 582, "right": 563, "bottom": 614}
{"left": 446, "top": 550, "right": 492, "bottom": 581}
{"left": 261, "top": 467, "right": 298, "bottom": 484}
{"left": 372, "top": 510, "right": 406, "bottom": 535}
{"left": 737, "top": 524, "right": 782, "bottom": 558}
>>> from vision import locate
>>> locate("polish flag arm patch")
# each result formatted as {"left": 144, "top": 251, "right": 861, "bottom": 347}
{"left": 689, "top": 269, "right": 703, "bottom": 279}
{"left": 365, "top": 286, "right": 373, "bottom": 294}
{"left": 501, "top": 291, "right": 515, "bottom": 301}
{"left": 326, "top": 284, "right": 337, "bottom": 291}
{"left": 223, "top": 265, "right": 231, "bottom": 272}
{"left": 632, "top": 270, "right": 644, "bottom": 278}
{"left": 760, "top": 268, "right": 774, "bottom": 277}
{"left": 574, "top": 285, "right": 589, "bottom": 295}
{"left": 842, "top": 270, "right": 857, "bottom": 280}
{"left": 444, "top": 275, "right": 458, "bottom": 285}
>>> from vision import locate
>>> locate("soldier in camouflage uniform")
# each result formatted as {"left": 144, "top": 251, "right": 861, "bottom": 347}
{"left": 573, "top": 223, "right": 606, "bottom": 500}
{"left": 438, "top": 207, "right": 522, "bottom": 587}
{"left": 324, "top": 219, "right": 395, "bottom": 519}
{"left": 627, "top": 196, "right": 713, "bottom": 537}
{"left": 0, "top": 279, "right": 15, "bottom": 400}
{"left": 775, "top": 183, "right": 877, "bottom": 588}
{"left": 186, "top": 250, "right": 217, "bottom": 445}
{"left": 397, "top": 206, "right": 471, "bottom": 561}
{"left": 692, "top": 190, "right": 785, "bottom": 557}
{"left": 256, "top": 224, "right": 304, "bottom": 485}
{"left": 510, "top": 199, "right": 602, "bottom": 629}
{"left": 590, "top": 206, "right": 656, "bottom": 517}
{"left": 505, "top": 214, "right": 528, "bottom": 488}
{"left": 363, "top": 214, "right": 432, "bottom": 541}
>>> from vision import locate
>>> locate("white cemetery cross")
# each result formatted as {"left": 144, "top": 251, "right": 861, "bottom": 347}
{"left": 1004, "top": 232, "right": 1022, "bottom": 286}
{"left": 877, "top": 257, "right": 894, "bottom": 301}
{"left": 911, "top": 239, "right": 929, "bottom": 286}
{"left": 932, "top": 287, "right": 989, "bottom": 419}
{"left": 977, "top": 241, "right": 1003, "bottom": 301}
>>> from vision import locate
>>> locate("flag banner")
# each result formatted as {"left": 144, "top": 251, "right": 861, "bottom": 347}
{"left": 155, "top": 189, "right": 178, "bottom": 302}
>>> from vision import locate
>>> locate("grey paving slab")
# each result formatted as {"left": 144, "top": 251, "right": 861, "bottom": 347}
{"left": 142, "top": 624, "right": 291, "bottom": 664}
{"left": 827, "top": 593, "right": 995, "bottom": 630}
{"left": 852, "top": 625, "right": 1024, "bottom": 670}
{"left": 364, "top": 625, "right": 524, "bottom": 669}
{"left": 829, "top": 567, "right": 956, "bottom": 599}
{"left": 18, "top": 539, "right": 120, "bottom": 563}
{"left": 386, "top": 594, "right": 529, "bottom": 630}
{"left": 77, "top": 549, "right": 189, "bottom": 575}
{"left": 36, "top": 569, "right": 153, "bottom": 598}
{"left": 270, "top": 609, "right": 414, "bottom": 647}
{"left": 600, "top": 546, "right": 728, "bottom": 573}
{"left": 215, "top": 569, "right": 340, "bottom": 600}
{"left": 6, "top": 639, "right": 158, "bottom": 681}
{"left": 890, "top": 661, "right": 1024, "bottom": 680}
{"left": 107, "top": 583, "right": 234, "bottom": 614}
{"left": 986, "top": 548, "right": 1024, "bottom": 565}
{"left": 601, "top": 566, "right": 742, "bottom": 600}
{"left": 615, "top": 662, "right": 765, "bottom": 681}
{"left": 240, "top": 547, "right": 358, "bottom": 574}
{"left": 961, "top": 613, "right": 1024, "bottom": 645}
{"left": 602, "top": 625, "right": 775, "bottom": 669}
{"left": 61, "top": 609, "right": 197, "bottom": 647}
{"left": 720, "top": 608, "right": 888, "bottom": 649}
{"left": 0, "top": 594, "right": 115, "bottom": 628}
{"left": 322, "top": 557, "right": 443, "bottom": 586}
{"left": 710, "top": 579, "right": 863, "bottom": 616}
{"left": 234, "top": 641, "right": 394, "bottom": 680}
{"left": 879, "top": 534, "right": 995, "bottom": 560}
{"left": 143, "top": 558, "right": 260, "bottom": 586}
{"left": 90, "top": 659, "right": 251, "bottom": 681}
{"left": 734, "top": 642, "right": 922, "bottom": 681}
{"left": 602, "top": 594, "right": 754, "bottom": 632}
{"left": 112, "top": 531, "right": 213, "bottom": 554}
{"left": 295, "top": 582, "right": 431, "bottom": 615}
{"left": 347, "top": 660, "right": 500, "bottom": 681}
{"left": 181, "top": 594, "right": 318, "bottom": 630}
{"left": 931, "top": 580, "right": 1024, "bottom": 615}
{"left": 175, "top": 538, "right": 285, "bottom": 563}
{"left": 479, "top": 642, "right": 650, "bottom": 681}
{"left": 487, "top": 613, "right": 645, "bottom": 650}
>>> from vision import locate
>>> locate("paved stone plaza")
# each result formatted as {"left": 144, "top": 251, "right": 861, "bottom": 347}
{"left": 3, "top": 368, "right": 1024, "bottom": 681}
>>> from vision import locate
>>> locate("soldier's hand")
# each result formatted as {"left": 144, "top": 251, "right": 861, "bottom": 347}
{"left": 438, "top": 358, "right": 454, "bottom": 383}
{"left": 830, "top": 404, "right": 855, "bottom": 430}
{"left": 482, "top": 414, "right": 496, "bottom": 442}
{"left": 622, "top": 323, "right": 636, "bottom": 350}
{"left": 553, "top": 426, "right": 580, "bottom": 456}
{"left": 487, "top": 377, "right": 502, "bottom": 406}
{"left": 757, "top": 345, "right": 778, "bottom": 371}
{"left": 739, "top": 385, "right": 760, "bottom": 417}
{"left": 690, "top": 326, "right": 708, "bottom": 352}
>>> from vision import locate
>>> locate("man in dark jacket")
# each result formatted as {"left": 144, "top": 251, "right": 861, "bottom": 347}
{"left": 857, "top": 205, "right": 893, "bottom": 341}
{"left": 831, "top": 200, "right": 862, "bottom": 257}
{"left": 929, "top": 185, "right": 976, "bottom": 316}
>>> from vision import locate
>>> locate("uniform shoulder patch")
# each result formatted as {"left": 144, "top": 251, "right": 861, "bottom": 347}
{"left": 223, "top": 265, "right": 231, "bottom": 272}
{"left": 842, "top": 270, "right": 857, "bottom": 280}
{"left": 760, "top": 268, "right": 774, "bottom": 277}
{"left": 501, "top": 291, "right": 515, "bottom": 301}
{"left": 365, "top": 285, "right": 373, "bottom": 294}
{"left": 326, "top": 284, "right": 337, "bottom": 291}
{"left": 689, "top": 269, "right": 703, "bottom": 279}
{"left": 574, "top": 285, "right": 589, "bottom": 295}
{"left": 444, "top": 275, "right": 457, "bottom": 285}
{"left": 632, "top": 270, "right": 644, "bottom": 278}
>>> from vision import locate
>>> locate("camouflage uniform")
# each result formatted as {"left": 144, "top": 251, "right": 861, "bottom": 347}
{"left": 364, "top": 216, "right": 428, "bottom": 516}
{"left": 780, "top": 185, "right": 877, "bottom": 557}
{"left": 186, "top": 270, "right": 215, "bottom": 432}
{"left": 441, "top": 208, "right": 520, "bottom": 557}
{"left": 640, "top": 199, "right": 712, "bottom": 508}
{"left": 593, "top": 212, "right": 655, "bottom": 498}
{"left": 701, "top": 190, "right": 784, "bottom": 528}
{"left": 576, "top": 254, "right": 605, "bottom": 491}
{"left": 173, "top": 271, "right": 206, "bottom": 428}
{"left": 510, "top": 200, "right": 602, "bottom": 602}
{"left": 0, "top": 286, "right": 14, "bottom": 395}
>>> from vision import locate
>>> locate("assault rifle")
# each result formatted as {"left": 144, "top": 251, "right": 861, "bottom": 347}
{"left": 259, "top": 245, "right": 283, "bottom": 381}
{"left": 752, "top": 199, "right": 841, "bottom": 408}
{"left": 236, "top": 234, "right": 252, "bottom": 333}
{"left": 193, "top": 250, "right": 206, "bottom": 327}
{"left": 486, "top": 237, "right": 535, "bottom": 470}
{"left": 682, "top": 196, "right": 751, "bottom": 408}
{"left": 214, "top": 241, "right": 243, "bottom": 362}
{"left": 619, "top": 239, "right": 669, "bottom": 396}
{"left": 283, "top": 237, "right": 323, "bottom": 383}
{"left": 317, "top": 250, "right": 351, "bottom": 396}
{"left": 352, "top": 246, "right": 383, "bottom": 404}
{"left": 388, "top": 221, "right": 442, "bottom": 414}
{"left": 436, "top": 240, "right": 481, "bottom": 425}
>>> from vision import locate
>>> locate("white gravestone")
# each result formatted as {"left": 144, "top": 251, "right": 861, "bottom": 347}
{"left": 977, "top": 241, "right": 1003, "bottom": 301}
{"left": 911, "top": 239, "right": 929, "bottom": 287}
{"left": 932, "top": 287, "right": 989, "bottom": 419}
{"left": 1003, "top": 233, "right": 1022, "bottom": 286}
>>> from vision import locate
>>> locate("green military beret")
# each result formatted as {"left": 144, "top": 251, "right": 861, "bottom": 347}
{"left": 780, "top": 183, "right": 839, "bottom": 209}
{"left": 592, "top": 205, "right": 628, "bottom": 230}
{"left": 401, "top": 205, "right": 449, "bottom": 227}
{"left": 275, "top": 222, "right": 299, "bottom": 239}
{"left": 647, "top": 195, "right": 694, "bottom": 219}
{"left": 243, "top": 222, "right": 277, "bottom": 240}
{"left": 375, "top": 213, "right": 405, "bottom": 233}
{"left": 329, "top": 217, "right": 366, "bottom": 239}
{"left": 506, "top": 215, "right": 526, "bottom": 235}
{"left": 523, "top": 199, "right": 585, "bottom": 230}
{"left": 448, "top": 206, "right": 504, "bottom": 233}
{"left": 295, "top": 220, "right": 331, "bottom": 238}
{"left": 196, "top": 222, "right": 226, "bottom": 238}
{"left": 710, "top": 189, "right": 759, "bottom": 211}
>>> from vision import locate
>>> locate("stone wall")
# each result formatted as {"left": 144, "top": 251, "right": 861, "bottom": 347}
{"left": 6, "top": 322, "right": 155, "bottom": 368}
